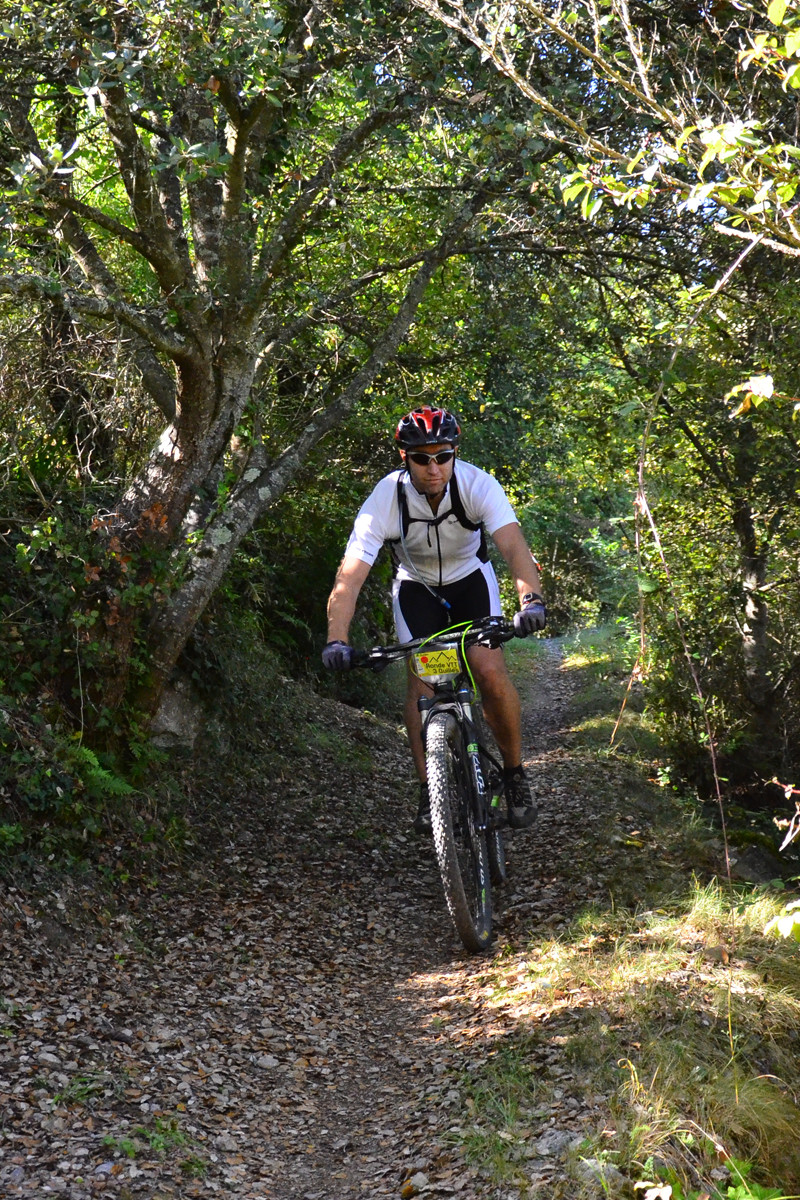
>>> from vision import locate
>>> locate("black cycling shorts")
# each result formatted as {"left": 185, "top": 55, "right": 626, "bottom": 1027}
{"left": 392, "top": 562, "right": 502, "bottom": 642}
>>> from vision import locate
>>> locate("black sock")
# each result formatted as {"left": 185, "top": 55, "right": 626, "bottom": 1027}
{"left": 503, "top": 764, "right": 525, "bottom": 781}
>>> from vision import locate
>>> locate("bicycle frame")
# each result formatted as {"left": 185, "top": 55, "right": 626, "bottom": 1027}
{"left": 352, "top": 616, "right": 521, "bottom": 952}
{"left": 355, "top": 615, "right": 515, "bottom": 822}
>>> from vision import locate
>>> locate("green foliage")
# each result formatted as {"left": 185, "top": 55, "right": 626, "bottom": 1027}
{"left": 2, "top": 0, "right": 800, "bottom": 845}
{"left": 179, "top": 1155, "right": 208, "bottom": 1179}
{"left": 0, "top": 689, "right": 135, "bottom": 861}
{"left": 101, "top": 1116, "right": 189, "bottom": 1161}
{"left": 765, "top": 898, "right": 800, "bottom": 943}
{"left": 0, "top": 823, "right": 24, "bottom": 850}
{"left": 53, "top": 1070, "right": 120, "bottom": 1106}
{"left": 635, "top": 1156, "right": 789, "bottom": 1199}
{"left": 0, "top": 0, "right": 555, "bottom": 742}
{"left": 62, "top": 744, "right": 133, "bottom": 800}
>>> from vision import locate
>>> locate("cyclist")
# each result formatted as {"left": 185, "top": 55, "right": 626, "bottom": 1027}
{"left": 322, "top": 406, "right": 546, "bottom": 833}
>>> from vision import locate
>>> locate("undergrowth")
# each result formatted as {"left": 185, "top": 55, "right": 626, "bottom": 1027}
{"left": 448, "top": 624, "right": 800, "bottom": 1200}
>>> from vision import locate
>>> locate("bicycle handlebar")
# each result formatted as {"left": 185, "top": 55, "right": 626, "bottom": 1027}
{"left": 350, "top": 615, "right": 523, "bottom": 672}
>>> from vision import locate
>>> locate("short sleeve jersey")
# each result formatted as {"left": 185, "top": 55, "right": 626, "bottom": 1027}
{"left": 344, "top": 460, "right": 518, "bottom": 587}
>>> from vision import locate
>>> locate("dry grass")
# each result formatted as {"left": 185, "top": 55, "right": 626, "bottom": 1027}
{"left": 466, "top": 878, "right": 800, "bottom": 1196}
{"left": 450, "top": 628, "right": 800, "bottom": 1198}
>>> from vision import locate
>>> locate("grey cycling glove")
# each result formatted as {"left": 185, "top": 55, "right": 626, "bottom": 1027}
{"left": 514, "top": 597, "right": 547, "bottom": 636}
{"left": 322, "top": 640, "right": 355, "bottom": 670}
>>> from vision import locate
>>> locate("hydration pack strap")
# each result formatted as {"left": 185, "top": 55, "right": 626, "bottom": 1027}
{"left": 394, "top": 470, "right": 450, "bottom": 610}
{"left": 394, "top": 469, "right": 488, "bottom": 561}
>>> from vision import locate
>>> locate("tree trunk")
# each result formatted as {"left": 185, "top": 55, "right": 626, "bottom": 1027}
{"left": 732, "top": 497, "right": 770, "bottom": 711}
{"left": 83, "top": 189, "right": 486, "bottom": 726}
{"left": 728, "top": 493, "right": 784, "bottom": 782}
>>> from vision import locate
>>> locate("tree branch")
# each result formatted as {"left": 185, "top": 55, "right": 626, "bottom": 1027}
{"left": 412, "top": 0, "right": 800, "bottom": 256}
{"left": 658, "top": 394, "right": 732, "bottom": 489}
{"left": 0, "top": 274, "right": 188, "bottom": 360}
{"left": 246, "top": 99, "right": 414, "bottom": 324}
{"left": 713, "top": 221, "right": 800, "bottom": 259}
{"left": 217, "top": 94, "right": 273, "bottom": 294}
{"left": 249, "top": 179, "right": 497, "bottom": 503}
{"left": 48, "top": 193, "right": 150, "bottom": 256}
{"left": 178, "top": 87, "right": 224, "bottom": 285}
{"left": 99, "top": 80, "right": 194, "bottom": 296}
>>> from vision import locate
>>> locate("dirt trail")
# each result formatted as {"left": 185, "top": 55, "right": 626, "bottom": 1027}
{"left": 0, "top": 642, "right": 636, "bottom": 1199}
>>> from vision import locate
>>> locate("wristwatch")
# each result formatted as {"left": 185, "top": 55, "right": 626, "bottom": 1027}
{"left": 521, "top": 592, "right": 544, "bottom": 605}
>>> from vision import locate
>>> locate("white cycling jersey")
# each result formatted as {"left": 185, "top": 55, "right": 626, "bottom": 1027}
{"left": 344, "top": 460, "right": 518, "bottom": 587}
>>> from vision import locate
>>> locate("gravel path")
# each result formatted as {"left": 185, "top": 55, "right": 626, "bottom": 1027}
{"left": 0, "top": 641, "right": 632, "bottom": 1199}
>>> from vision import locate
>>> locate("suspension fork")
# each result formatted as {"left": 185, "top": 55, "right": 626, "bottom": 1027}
{"left": 419, "top": 688, "right": 489, "bottom": 831}
{"left": 457, "top": 687, "right": 490, "bottom": 831}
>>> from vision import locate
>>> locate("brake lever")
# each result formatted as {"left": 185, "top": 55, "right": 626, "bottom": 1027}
{"left": 351, "top": 647, "right": 394, "bottom": 673}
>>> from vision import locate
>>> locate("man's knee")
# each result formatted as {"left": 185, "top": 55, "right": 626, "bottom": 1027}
{"left": 472, "top": 651, "right": 512, "bottom": 692}
{"left": 483, "top": 676, "right": 519, "bottom": 712}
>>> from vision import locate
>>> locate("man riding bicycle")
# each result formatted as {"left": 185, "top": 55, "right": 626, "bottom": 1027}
{"left": 322, "top": 406, "right": 546, "bottom": 833}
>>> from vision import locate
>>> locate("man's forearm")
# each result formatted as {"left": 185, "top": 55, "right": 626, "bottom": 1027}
{"left": 514, "top": 560, "right": 543, "bottom": 603}
{"left": 327, "top": 581, "right": 358, "bottom": 642}
{"left": 493, "top": 525, "right": 543, "bottom": 605}
{"left": 326, "top": 554, "right": 372, "bottom": 642}
{"left": 506, "top": 544, "right": 542, "bottom": 599}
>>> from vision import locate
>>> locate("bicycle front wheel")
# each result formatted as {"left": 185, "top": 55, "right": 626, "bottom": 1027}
{"left": 426, "top": 711, "right": 493, "bottom": 953}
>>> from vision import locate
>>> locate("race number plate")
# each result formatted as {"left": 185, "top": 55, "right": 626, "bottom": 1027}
{"left": 414, "top": 647, "right": 460, "bottom": 677}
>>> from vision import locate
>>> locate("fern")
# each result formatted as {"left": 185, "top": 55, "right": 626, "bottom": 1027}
{"left": 65, "top": 744, "right": 134, "bottom": 800}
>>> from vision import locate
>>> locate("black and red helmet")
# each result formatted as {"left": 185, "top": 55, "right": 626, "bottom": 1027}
{"left": 394, "top": 406, "right": 460, "bottom": 448}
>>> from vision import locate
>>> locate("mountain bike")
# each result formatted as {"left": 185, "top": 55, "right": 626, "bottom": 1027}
{"left": 353, "top": 615, "right": 525, "bottom": 954}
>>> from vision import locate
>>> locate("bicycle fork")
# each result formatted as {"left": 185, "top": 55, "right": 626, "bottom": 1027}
{"left": 419, "top": 689, "right": 500, "bottom": 831}
{"left": 460, "top": 700, "right": 505, "bottom": 831}
{"left": 457, "top": 690, "right": 492, "bottom": 833}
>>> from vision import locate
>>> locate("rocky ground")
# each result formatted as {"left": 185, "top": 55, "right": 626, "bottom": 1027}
{"left": 0, "top": 641, "right": 736, "bottom": 1199}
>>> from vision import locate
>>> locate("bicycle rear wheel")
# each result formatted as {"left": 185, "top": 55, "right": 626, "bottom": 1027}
{"left": 426, "top": 711, "right": 492, "bottom": 953}
{"left": 486, "top": 804, "right": 507, "bottom": 887}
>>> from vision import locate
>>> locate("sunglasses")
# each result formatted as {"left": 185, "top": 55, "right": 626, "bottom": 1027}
{"left": 406, "top": 449, "right": 456, "bottom": 466}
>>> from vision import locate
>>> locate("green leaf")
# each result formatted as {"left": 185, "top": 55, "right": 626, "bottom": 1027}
{"left": 561, "top": 181, "right": 588, "bottom": 203}
{"left": 697, "top": 144, "right": 718, "bottom": 178}
{"left": 626, "top": 145, "right": 647, "bottom": 173}
{"left": 768, "top": 0, "right": 787, "bottom": 25}
{"left": 766, "top": 910, "right": 800, "bottom": 941}
{"left": 638, "top": 577, "right": 660, "bottom": 594}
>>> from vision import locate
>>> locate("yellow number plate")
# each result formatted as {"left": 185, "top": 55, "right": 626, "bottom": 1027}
{"left": 414, "top": 647, "right": 460, "bottom": 677}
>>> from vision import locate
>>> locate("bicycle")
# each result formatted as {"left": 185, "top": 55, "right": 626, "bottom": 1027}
{"left": 352, "top": 615, "right": 527, "bottom": 954}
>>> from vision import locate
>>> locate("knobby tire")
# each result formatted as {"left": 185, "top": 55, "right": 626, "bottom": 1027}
{"left": 426, "top": 711, "right": 493, "bottom": 953}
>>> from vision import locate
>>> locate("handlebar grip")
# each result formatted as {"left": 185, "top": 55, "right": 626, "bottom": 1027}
{"left": 350, "top": 649, "right": 371, "bottom": 668}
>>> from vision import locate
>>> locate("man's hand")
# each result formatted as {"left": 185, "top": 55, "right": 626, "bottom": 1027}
{"left": 322, "top": 640, "right": 355, "bottom": 670}
{"left": 513, "top": 597, "right": 546, "bottom": 636}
